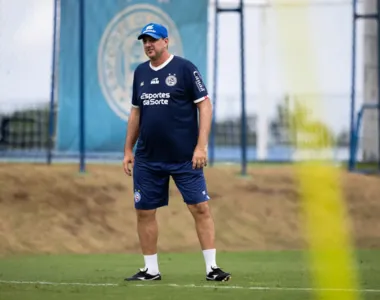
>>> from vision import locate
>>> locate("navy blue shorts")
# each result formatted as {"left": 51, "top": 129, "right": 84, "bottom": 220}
{"left": 132, "top": 159, "right": 211, "bottom": 210}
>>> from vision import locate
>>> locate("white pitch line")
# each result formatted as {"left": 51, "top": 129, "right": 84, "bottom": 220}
{"left": 0, "top": 280, "right": 117, "bottom": 287}
{"left": 0, "top": 280, "right": 379, "bottom": 293}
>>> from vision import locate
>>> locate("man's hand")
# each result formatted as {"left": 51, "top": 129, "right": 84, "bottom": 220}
{"left": 123, "top": 150, "right": 134, "bottom": 176}
{"left": 192, "top": 146, "right": 208, "bottom": 169}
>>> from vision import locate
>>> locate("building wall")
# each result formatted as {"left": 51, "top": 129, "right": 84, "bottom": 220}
{"left": 363, "top": 0, "right": 379, "bottom": 161}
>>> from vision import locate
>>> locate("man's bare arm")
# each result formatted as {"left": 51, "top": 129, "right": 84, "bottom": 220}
{"left": 196, "top": 97, "right": 212, "bottom": 150}
{"left": 123, "top": 107, "right": 140, "bottom": 175}
{"left": 124, "top": 107, "right": 140, "bottom": 155}
{"left": 192, "top": 97, "right": 212, "bottom": 169}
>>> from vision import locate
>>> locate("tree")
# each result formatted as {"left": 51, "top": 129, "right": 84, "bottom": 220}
{"left": 0, "top": 104, "right": 51, "bottom": 150}
{"left": 335, "top": 129, "right": 350, "bottom": 147}
{"left": 269, "top": 94, "right": 336, "bottom": 149}
{"left": 269, "top": 94, "right": 293, "bottom": 145}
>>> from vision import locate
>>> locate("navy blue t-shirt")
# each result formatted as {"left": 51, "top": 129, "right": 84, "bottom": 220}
{"left": 131, "top": 55, "right": 209, "bottom": 162}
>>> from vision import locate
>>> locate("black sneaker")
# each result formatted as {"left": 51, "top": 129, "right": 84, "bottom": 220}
{"left": 124, "top": 268, "right": 161, "bottom": 281}
{"left": 206, "top": 267, "right": 231, "bottom": 281}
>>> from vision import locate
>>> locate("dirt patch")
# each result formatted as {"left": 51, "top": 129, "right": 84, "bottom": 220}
{"left": 0, "top": 163, "right": 379, "bottom": 255}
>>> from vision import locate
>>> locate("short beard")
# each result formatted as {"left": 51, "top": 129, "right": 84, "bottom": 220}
{"left": 150, "top": 49, "right": 164, "bottom": 61}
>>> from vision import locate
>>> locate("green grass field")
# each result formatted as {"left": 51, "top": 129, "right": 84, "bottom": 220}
{"left": 1, "top": 250, "right": 379, "bottom": 300}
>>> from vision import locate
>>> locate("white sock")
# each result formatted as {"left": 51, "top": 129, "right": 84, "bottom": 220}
{"left": 144, "top": 254, "right": 159, "bottom": 275}
{"left": 203, "top": 249, "right": 217, "bottom": 274}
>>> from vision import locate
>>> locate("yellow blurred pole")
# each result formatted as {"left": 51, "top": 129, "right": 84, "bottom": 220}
{"left": 270, "top": 1, "right": 361, "bottom": 299}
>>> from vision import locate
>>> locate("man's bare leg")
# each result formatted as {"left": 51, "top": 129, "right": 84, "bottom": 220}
{"left": 187, "top": 202, "right": 216, "bottom": 251}
{"left": 136, "top": 209, "right": 160, "bottom": 275}
{"left": 188, "top": 201, "right": 231, "bottom": 281}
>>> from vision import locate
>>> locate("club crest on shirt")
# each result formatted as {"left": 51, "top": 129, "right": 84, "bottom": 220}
{"left": 165, "top": 73, "right": 177, "bottom": 87}
{"left": 98, "top": 4, "right": 184, "bottom": 121}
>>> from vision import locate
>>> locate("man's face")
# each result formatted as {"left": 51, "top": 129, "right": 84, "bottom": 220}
{"left": 142, "top": 36, "right": 168, "bottom": 60}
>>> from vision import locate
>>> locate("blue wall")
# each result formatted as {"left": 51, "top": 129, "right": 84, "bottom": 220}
{"left": 56, "top": 0, "right": 209, "bottom": 152}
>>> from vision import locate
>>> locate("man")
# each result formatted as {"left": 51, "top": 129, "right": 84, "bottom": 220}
{"left": 122, "top": 22, "right": 231, "bottom": 282}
